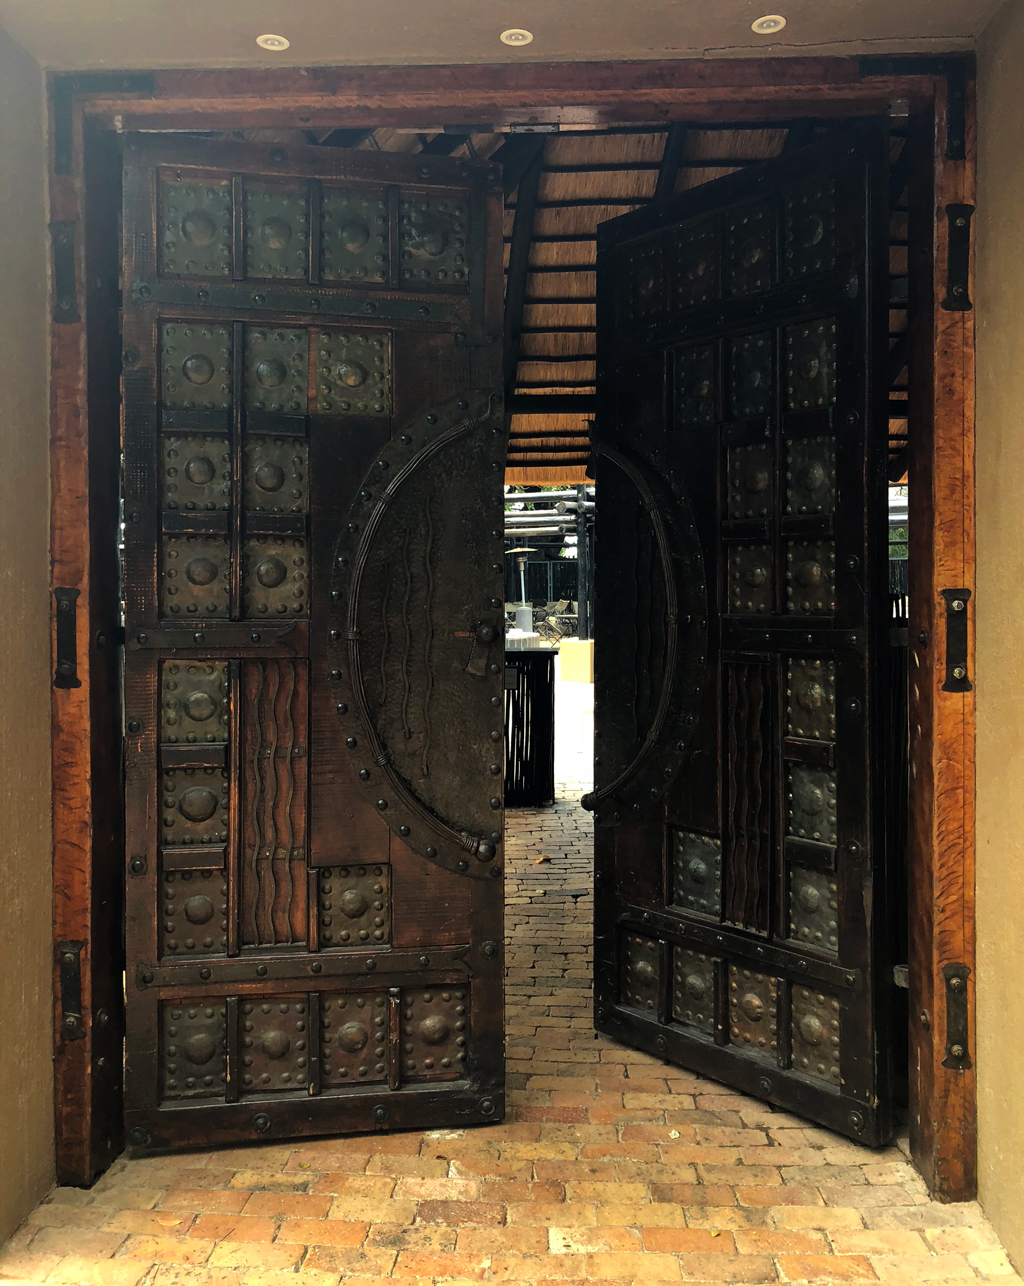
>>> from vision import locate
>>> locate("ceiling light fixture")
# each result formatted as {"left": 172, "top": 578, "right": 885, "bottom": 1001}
{"left": 751, "top": 14, "right": 786, "bottom": 34}
{"left": 500, "top": 28, "right": 534, "bottom": 46}
{"left": 256, "top": 33, "right": 290, "bottom": 51}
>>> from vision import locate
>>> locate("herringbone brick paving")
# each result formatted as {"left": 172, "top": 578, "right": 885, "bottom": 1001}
{"left": 1, "top": 668, "right": 1016, "bottom": 1285}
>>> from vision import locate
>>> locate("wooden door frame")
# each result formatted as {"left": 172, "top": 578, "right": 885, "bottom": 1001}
{"left": 48, "top": 54, "right": 976, "bottom": 1198}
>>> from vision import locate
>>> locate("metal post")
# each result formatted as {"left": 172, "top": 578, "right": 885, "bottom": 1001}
{"left": 576, "top": 484, "right": 590, "bottom": 640}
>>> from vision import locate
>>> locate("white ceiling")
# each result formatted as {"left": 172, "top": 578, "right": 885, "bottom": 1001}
{"left": 0, "top": 0, "right": 1002, "bottom": 71}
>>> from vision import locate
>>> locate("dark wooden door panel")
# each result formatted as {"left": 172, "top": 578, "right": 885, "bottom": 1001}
{"left": 121, "top": 136, "right": 504, "bottom": 1152}
{"left": 592, "top": 123, "right": 895, "bottom": 1145}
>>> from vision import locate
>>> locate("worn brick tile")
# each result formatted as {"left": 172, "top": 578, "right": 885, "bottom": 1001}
{"left": 365, "top": 1222, "right": 457, "bottom": 1251}
{"left": 597, "top": 1204, "right": 687, "bottom": 1228}
{"left": 45, "top": 1255, "right": 152, "bottom": 1285}
{"left": 394, "top": 1176, "right": 479, "bottom": 1201}
{"left": 775, "top": 1253, "right": 877, "bottom": 1281}
{"left": 100, "top": 1210, "right": 196, "bottom": 1237}
{"left": 584, "top": 1250, "right": 684, "bottom": 1279}
{"left": 449, "top": 1157, "right": 534, "bottom": 1182}
{"left": 820, "top": 1186, "right": 922, "bottom": 1208}
{"left": 651, "top": 1183, "right": 738, "bottom": 1205}
{"left": 327, "top": 1195, "right": 417, "bottom": 1223}
{"left": 736, "top": 1185, "right": 825, "bottom": 1207}
{"left": 563, "top": 1181, "right": 647, "bottom": 1203}
{"left": 685, "top": 1206, "right": 772, "bottom": 1231}
{"left": 700, "top": 1164, "right": 781, "bottom": 1186}
{"left": 534, "top": 1160, "right": 615, "bottom": 1182}
{"left": 675, "top": 1252, "right": 778, "bottom": 1281}
{"left": 642, "top": 1228, "right": 738, "bottom": 1252}
{"left": 923, "top": 1227, "right": 1004, "bottom": 1254}
{"left": 507, "top": 1203, "right": 598, "bottom": 1227}
{"left": 458, "top": 1225, "right": 550, "bottom": 1253}
{"left": 116, "top": 1234, "right": 215, "bottom": 1263}
{"left": 488, "top": 1252, "right": 587, "bottom": 1280}
{"left": 734, "top": 1229, "right": 830, "bottom": 1253}
{"left": 149, "top": 1266, "right": 245, "bottom": 1285}
{"left": 240, "top": 1192, "right": 331, "bottom": 1219}
{"left": 870, "top": 1253, "right": 975, "bottom": 1279}
{"left": 226, "top": 1170, "right": 309, "bottom": 1193}
{"left": 0, "top": 1250, "right": 64, "bottom": 1282}
{"left": 157, "top": 1190, "right": 252, "bottom": 1217}
{"left": 415, "top": 1199, "right": 506, "bottom": 1226}
{"left": 28, "top": 1227, "right": 126, "bottom": 1258}
{"left": 831, "top": 1230, "right": 931, "bottom": 1255}
{"left": 480, "top": 1180, "right": 565, "bottom": 1204}
{"left": 968, "top": 1249, "right": 1018, "bottom": 1276}
{"left": 308, "top": 1171, "right": 395, "bottom": 1197}
{"left": 301, "top": 1245, "right": 399, "bottom": 1276}
{"left": 362, "top": 1154, "right": 448, "bottom": 1178}
{"left": 391, "top": 1249, "right": 489, "bottom": 1278}
{"left": 206, "top": 1241, "right": 304, "bottom": 1270}
{"left": 186, "top": 1214, "right": 278, "bottom": 1243}
{"left": 770, "top": 1207, "right": 867, "bottom": 1231}
{"left": 275, "top": 1218, "right": 367, "bottom": 1247}
{"left": 549, "top": 1227, "right": 643, "bottom": 1253}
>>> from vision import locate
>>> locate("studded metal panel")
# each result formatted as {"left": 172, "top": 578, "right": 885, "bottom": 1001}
{"left": 162, "top": 661, "right": 229, "bottom": 746}
{"left": 162, "top": 767, "right": 230, "bottom": 847}
{"left": 399, "top": 195, "right": 470, "bottom": 287}
{"left": 161, "top": 535, "right": 230, "bottom": 619}
{"left": 243, "top": 536, "right": 309, "bottom": 618}
{"left": 789, "top": 867, "right": 839, "bottom": 954}
{"left": 158, "top": 177, "right": 231, "bottom": 277}
{"left": 620, "top": 933, "right": 661, "bottom": 1016}
{"left": 245, "top": 438, "right": 308, "bottom": 517}
{"left": 674, "top": 344, "right": 716, "bottom": 428}
{"left": 786, "top": 436, "right": 836, "bottom": 515}
{"left": 321, "top": 993, "right": 388, "bottom": 1086}
{"left": 160, "top": 323, "right": 232, "bottom": 411}
{"left": 787, "top": 659, "right": 836, "bottom": 742}
{"left": 725, "top": 203, "right": 774, "bottom": 296}
{"left": 728, "top": 967, "right": 778, "bottom": 1058}
{"left": 786, "top": 319, "right": 837, "bottom": 410}
{"left": 162, "top": 435, "right": 231, "bottom": 513}
{"left": 788, "top": 764, "right": 838, "bottom": 846}
{"left": 729, "top": 331, "right": 773, "bottom": 419}
{"left": 321, "top": 186, "right": 388, "bottom": 283}
{"left": 671, "top": 219, "right": 719, "bottom": 309}
{"left": 244, "top": 184, "right": 309, "bottom": 280}
{"left": 401, "top": 988, "right": 469, "bottom": 1081}
{"left": 671, "top": 948, "right": 716, "bottom": 1034}
{"left": 620, "top": 237, "right": 667, "bottom": 326}
{"left": 160, "top": 1001, "right": 227, "bottom": 1100}
{"left": 784, "top": 180, "right": 837, "bottom": 281}
{"left": 727, "top": 443, "right": 773, "bottom": 519}
{"left": 728, "top": 544, "right": 773, "bottom": 615}
{"left": 785, "top": 540, "right": 836, "bottom": 615}
{"left": 244, "top": 327, "right": 309, "bottom": 415}
{"left": 791, "top": 986, "right": 841, "bottom": 1086}
{"left": 240, "top": 997, "right": 310, "bottom": 1093}
{"left": 318, "top": 864, "right": 390, "bottom": 948}
{"left": 671, "top": 831, "right": 722, "bottom": 918}
{"left": 314, "top": 330, "right": 391, "bottom": 415}
{"left": 160, "top": 869, "right": 228, "bottom": 958}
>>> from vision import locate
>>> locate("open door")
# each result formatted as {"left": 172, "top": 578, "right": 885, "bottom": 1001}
{"left": 590, "top": 123, "right": 896, "bottom": 1145}
{"left": 120, "top": 136, "right": 505, "bottom": 1150}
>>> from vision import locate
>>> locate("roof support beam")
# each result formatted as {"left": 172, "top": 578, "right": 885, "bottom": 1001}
{"left": 490, "top": 135, "right": 548, "bottom": 197}
{"left": 655, "top": 122, "right": 689, "bottom": 201}
{"left": 503, "top": 148, "right": 545, "bottom": 402}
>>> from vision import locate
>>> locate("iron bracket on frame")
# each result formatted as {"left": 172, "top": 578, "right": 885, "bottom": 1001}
{"left": 940, "top": 588, "right": 972, "bottom": 692}
{"left": 941, "top": 962, "right": 971, "bottom": 1070}
{"left": 942, "top": 204, "right": 974, "bottom": 312}
{"left": 57, "top": 940, "right": 85, "bottom": 1042}
{"left": 53, "top": 587, "right": 82, "bottom": 689}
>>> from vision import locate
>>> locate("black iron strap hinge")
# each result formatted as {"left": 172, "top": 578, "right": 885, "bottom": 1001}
{"left": 942, "top": 962, "right": 971, "bottom": 1070}
{"left": 942, "top": 205, "right": 974, "bottom": 312}
{"left": 53, "top": 587, "right": 81, "bottom": 689}
{"left": 940, "top": 588, "right": 972, "bottom": 691}
{"left": 50, "top": 223, "right": 80, "bottom": 324}
{"left": 57, "top": 940, "right": 86, "bottom": 1042}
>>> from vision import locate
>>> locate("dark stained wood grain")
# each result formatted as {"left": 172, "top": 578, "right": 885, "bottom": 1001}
{"left": 906, "top": 67, "right": 978, "bottom": 1202}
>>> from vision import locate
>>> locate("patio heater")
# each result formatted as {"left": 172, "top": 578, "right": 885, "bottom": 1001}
{"left": 506, "top": 546, "right": 536, "bottom": 634}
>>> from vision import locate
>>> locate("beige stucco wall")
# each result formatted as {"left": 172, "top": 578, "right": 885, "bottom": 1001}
{"left": 0, "top": 25, "right": 53, "bottom": 1244}
{"left": 977, "top": 0, "right": 1024, "bottom": 1265}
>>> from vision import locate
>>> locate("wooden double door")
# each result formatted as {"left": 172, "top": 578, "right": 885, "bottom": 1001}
{"left": 121, "top": 123, "right": 898, "bottom": 1151}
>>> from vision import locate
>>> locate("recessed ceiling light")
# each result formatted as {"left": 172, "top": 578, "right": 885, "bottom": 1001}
{"left": 751, "top": 14, "right": 786, "bottom": 34}
{"left": 256, "top": 33, "right": 290, "bottom": 51}
{"left": 500, "top": 28, "right": 534, "bottom": 46}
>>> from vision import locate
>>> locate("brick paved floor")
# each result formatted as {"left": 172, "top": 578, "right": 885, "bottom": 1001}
{"left": 1, "top": 668, "right": 1017, "bottom": 1285}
